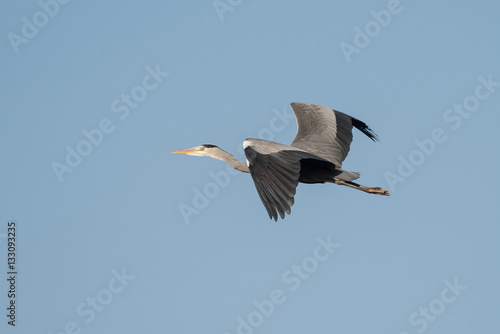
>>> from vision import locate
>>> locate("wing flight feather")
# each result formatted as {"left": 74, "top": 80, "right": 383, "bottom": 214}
{"left": 290, "top": 102, "right": 378, "bottom": 168}
{"left": 244, "top": 139, "right": 326, "bottom": 221}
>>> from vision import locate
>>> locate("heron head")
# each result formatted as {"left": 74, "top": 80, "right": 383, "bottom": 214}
{"left": 171, "top": 144, "right": 219, "bottom": 157}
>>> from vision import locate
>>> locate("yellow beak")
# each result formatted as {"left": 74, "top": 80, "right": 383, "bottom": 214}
{"left": 171, "top": 147, "right": 198, "bottom": 154}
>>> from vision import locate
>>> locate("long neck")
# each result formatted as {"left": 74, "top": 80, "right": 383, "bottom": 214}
{"left": 211, "top": 148, "right": 249, "bottom": 173}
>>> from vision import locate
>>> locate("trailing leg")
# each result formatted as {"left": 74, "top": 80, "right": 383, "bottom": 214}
{"left": 334, "top": 180, "right": 390, "bottom": 196}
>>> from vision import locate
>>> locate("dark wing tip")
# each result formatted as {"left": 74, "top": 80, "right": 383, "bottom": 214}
{"left": 351, "top": 118, "right": 379, "bottom": 142}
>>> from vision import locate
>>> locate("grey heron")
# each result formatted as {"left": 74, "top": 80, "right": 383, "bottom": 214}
{"left": 172, "top": 102, "right": 389, "bottom": 221}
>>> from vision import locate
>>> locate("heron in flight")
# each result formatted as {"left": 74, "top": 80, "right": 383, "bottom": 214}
{"left": 173, "top": 102, "right": 389, "bottom": 221}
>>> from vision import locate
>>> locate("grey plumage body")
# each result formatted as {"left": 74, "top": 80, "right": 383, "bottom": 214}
{"left": 173, "top": 102, "right": 389, "bottom": 221}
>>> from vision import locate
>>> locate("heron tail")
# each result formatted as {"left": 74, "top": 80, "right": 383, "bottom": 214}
{"left": 333, "top": 169, "right": 360, "bottom": 182}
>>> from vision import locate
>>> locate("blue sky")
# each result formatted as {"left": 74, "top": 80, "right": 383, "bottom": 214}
{"left": 1, "top": 1, "right": 499, "bottom": 333}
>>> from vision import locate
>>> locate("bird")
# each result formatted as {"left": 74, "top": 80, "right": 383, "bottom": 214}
{"left": 172, "top": 102, "right": 389, "bottom": 221}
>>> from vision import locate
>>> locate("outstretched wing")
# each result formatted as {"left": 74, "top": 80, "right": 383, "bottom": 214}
{"left": 290, "top": 102, "right": 378, "bottom": 168}
{"left": 243, "top": 138, "right": 328, "bottom": 221}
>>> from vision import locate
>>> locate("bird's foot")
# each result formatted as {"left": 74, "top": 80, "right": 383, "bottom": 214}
{"left": 368, "top": 187, "right": 390, "bottom": 196}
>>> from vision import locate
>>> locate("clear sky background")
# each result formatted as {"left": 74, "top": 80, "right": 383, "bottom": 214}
{"left": 1, "top": 1, "right": 499, "bottom": 333}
